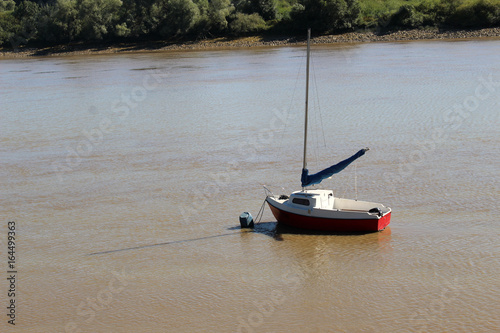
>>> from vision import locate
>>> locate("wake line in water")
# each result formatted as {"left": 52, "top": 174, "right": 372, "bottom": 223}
{"left": 88, "top": 232, "right": 246, "bottom": 256}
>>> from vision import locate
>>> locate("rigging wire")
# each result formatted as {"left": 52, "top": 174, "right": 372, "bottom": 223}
{"left": 311, "top": 53, "right": 327, "bottom": 150}
{"left": 277, "top": 53, "right": 304, "bottom": 152}
{"left": 338, "top": 160, "right": 360, "bottom": 200}
{"left": 355, "top": 161, "right": 358, "bottom": 200}
{"left": 308, "top": 46, "right": 328, "bottom": 179}
{"left": 309, "top": 50, "right": 363, "bottom": 198}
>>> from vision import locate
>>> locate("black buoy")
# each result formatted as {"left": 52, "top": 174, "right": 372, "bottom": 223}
{"left": 239, "top": 212, "right": 254, "bottom": 228}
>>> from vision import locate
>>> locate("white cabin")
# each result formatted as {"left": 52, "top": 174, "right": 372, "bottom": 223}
{"left": 287, "top": 190, "right": 335, "bottom": 210}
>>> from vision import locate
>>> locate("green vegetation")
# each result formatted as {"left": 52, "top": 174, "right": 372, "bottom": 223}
{"left": 359, "top": 0, "right": 500, "bottom": 29}
{"left": 1, "top": 0, "right": 499, "bottom": 47}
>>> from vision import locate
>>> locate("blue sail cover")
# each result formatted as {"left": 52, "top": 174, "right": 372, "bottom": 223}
{"left": 301, "top": 148, "right": 369, "bottom": 187}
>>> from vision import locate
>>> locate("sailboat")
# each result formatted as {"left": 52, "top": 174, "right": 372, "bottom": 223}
{"left": 265, "top": 30, "right": 391, "bottom": 233}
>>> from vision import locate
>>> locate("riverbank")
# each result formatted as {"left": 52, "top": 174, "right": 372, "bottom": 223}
{"left": 1, "top": 27, "right": 499, "bottom": 58}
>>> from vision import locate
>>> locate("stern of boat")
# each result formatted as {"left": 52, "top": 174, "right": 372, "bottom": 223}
{"left": 377, "top": 208, "right": 391, "bottom": 231}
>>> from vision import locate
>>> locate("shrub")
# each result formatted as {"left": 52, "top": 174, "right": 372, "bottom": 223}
{"left": 416, "top": 0, "right": 461, "bottom": 25}
{"left": 451, "top": 0, "right": 500, "bottom": 28}
{"left": 388, "top": 4, "right": 425, "bottom": 28}
{"left": 229, "top": 12, "right": 266, "bottom": 34}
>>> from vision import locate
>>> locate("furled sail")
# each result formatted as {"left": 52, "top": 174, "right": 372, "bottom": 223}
{"left": 301, "top": 148, "right": 369, "bottom": 187}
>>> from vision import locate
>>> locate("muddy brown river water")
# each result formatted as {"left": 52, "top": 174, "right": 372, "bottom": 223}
{"left": 1, "top": 40, "right": 499, "bottom": 332}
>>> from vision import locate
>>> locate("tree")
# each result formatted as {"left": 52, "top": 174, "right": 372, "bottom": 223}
{"left": 118, "top": 0, "right": 157, "bottom": 38}
{"left": 291, "top": 0, "right": 360, "bottom": 33}
{"left": 52, "top": 0, "right": 80, "bottom": 41}
{"left": 0, "top": 0, "right": 15, "bottom": 11}
{"left": 75, "top": 0, "right": 122, "bottom": 40}
{"left": 36, "top": 3, "right": 64, "bottom": 42}
{"left": 257, "top": 0, "right": 277, "bottom": 20}
{"left": 11, "top": 0, "right": 40, "bottom": 45}
{"left": 207, "top": 0, "right": 234, "bottom": 33}
{"left": 0, "top": 11, "right": 18, "bottom": 46}
{"left": 152, "top": 0, "right": 200, "bottom": 37}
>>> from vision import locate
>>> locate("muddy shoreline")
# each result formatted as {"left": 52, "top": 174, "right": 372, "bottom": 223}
{"left": 1, "top": 27, "right": 499, "bottom": 58}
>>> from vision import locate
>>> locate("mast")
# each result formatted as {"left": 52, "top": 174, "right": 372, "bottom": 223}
{"left": 302, "top": 28, "right": 311, "bottom": 172}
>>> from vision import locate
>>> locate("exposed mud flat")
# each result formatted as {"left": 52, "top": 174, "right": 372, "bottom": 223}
{"left": 1, "top": 27, "right": 499, "bottom": 58}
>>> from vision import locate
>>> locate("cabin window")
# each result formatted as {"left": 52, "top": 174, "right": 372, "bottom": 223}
{"left": 292, "top": 198, "right": 310, "bottom": 206}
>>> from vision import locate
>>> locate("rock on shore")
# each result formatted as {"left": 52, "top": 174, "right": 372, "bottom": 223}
{"left": 158, "top": 28, "right": 500, "bottom": 51}
{"left": 1, "top": 27, "right": 499, "bottom": 57}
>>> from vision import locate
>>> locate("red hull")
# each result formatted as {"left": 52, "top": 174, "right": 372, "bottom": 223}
{"left": 267, "top": 202, "right": 391, "bottom": 233}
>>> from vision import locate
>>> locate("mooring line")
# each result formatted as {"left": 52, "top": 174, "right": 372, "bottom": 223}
{"left": 255, "top": 198, "right": 267, "bottom": 225}
{"left": 88, "top": 232, "right": 243, "bottom": 256}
